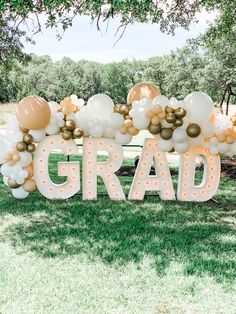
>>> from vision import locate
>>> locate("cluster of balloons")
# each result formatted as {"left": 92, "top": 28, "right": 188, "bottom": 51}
{"left": 206, "top": 113, "right": 236, "bottom": 155}
{"left": 0, "top": 82, "right": 236, "bottom": 200}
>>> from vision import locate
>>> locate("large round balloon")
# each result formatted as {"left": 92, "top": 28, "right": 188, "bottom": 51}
{"left": 127, "top": 83, "right": 161, "bottom": 104}
{"left": 87, "top": 94, "right": 114, "bottom": 121}
{"left": 0, "top": 136, "right": 8, "bottom": 164}
{"left": 184, "top": 92, "right": 214, "bottom": 124}
{"left": 16, "top": 96, "right": 51, "bottom": 130}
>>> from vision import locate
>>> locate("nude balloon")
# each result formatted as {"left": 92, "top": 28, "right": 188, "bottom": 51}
{"left": 127, "top": 83, "right": 160, "bottom": 104}
{"left": 16, "top": 96, "right": 51, "bottom": 130}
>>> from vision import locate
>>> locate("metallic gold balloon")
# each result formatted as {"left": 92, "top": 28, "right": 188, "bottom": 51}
{"left": 175, "top": 107, "right": 186, "bottom": 119}
{"left": 121, "top": 105, "right": 129, "bottom": 115}
{"left": 20, "top": 125, "right": 29, "bottom": 133}
{"left": 166, "top": 113, "right": 176, "bottom": 123}
{"left": 16, "top": 142, "right": 27, "bottom": 152}
{"left": 174, "top": 119, "right": 184, "bottom": 127}
{"left": 23, "top": 179, "right": 37, "bottom": 192}
{"left": 160, "top": 128, "right": 173, "bottom": 140}
{"left": 27, "top": 143, "right": 36, "bottom": 153}
{"left": 23, "top": 134, "right": 33, "bottom": 145}
{"left": 127, "top": 82, "right": 161, "bottom": 104}
{"left": 186, "top": 123, "right": 201, "bottom": 138}
{"left": 8, "top": 178, "right": 21, "bottom": 189}
{"left": 16, "top": 96, "right": 51, "bottom": 130}
{"left": 165, "top": 106, "right": 175, "bottom": 113}
{"left": 73, "top": 128, "right": 84, "bottom": 139}
{"left": 65, "top": 120, "right": 76, "bottom": 131}
{"left": 148, "top": 123, "right": 162, "bottom": 135}
{"left": 62, "top": 130, "right": 73, "bottom": 141}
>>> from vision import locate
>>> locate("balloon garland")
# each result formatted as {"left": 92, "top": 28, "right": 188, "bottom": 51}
{"left": 0, "top": 82, "right": 235, "bottom": 199}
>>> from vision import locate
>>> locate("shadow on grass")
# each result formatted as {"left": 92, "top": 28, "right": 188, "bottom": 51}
{"left": 0, "top": 187, "right": 235, "bottom": 283}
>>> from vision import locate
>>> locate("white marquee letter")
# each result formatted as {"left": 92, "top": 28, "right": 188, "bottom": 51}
{"left": 128, "top": 138, "right": 175, "bottom": 200}
{"left": 83, "top": 138, "right": 125, "bottom": 200}
{"left": 177, "top": 147, "right": 221, "bottom": 202}
{"left": 34, "top": 135, "right": 80, "bottom": 199}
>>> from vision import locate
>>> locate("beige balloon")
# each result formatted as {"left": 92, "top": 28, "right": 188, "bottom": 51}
{"left": 127, "top": 82, "right": 161, "bottom": 104}
{"left": 23, "top": 179, "right": 37, "bottom": 193}
{"left": 16, "top": 96, "right": 51, "bottom": 130}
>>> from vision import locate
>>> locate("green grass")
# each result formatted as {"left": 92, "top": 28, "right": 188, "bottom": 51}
{"left": 0, "top": 155, "right": 235, "bottom": 314}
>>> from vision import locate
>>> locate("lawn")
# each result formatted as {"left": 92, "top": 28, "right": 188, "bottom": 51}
{"left": 0, "top": 154, "right": 235, "bottom": 314}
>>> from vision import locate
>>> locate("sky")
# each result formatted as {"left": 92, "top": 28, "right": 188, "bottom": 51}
{"left": 23, "top": 11, "right": 217, "bottom": 63}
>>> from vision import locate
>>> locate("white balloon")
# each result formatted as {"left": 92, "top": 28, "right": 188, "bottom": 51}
{"left": 210, "top": 146, "right": 219, "bottom": 155}
{"left": 56, "top": 112, "right": 64, "bottom": 120}
{"left": 6, "top": 115, "right": 20, "bottom": 132}
{"left": 190, "top": 136, "right": 204, "bottom": 147}
{"left": 110, "top": 113, "right": 124, "bottom": 129}
{"left": 29, "top": 130, "right": 46, "bottom": 143}
{"left": 153, "top": 95, "right": 170, "bottom": 108}
{"left": 161, "top": 120, "right": 173, "bottom": 128}
{"left": 49, "top": 101, "right": 59, "bottom": 113}
{"left": 172, "top": 129, "right": 188, "bottom": 144}
{"left": 200, "top": 120, "right": 215, "bottom": 137}
{"left": 19, "top": 170, "right": 28, "bottom": 179}
{"left": 89, "top": 125, "right": 104, "bottom": 138}
{"left": 18, "top": 152, "right": 32, "bottom": 167}
{"left": 12, "top": 186, "right": 29, "bottom": 199}
{"left": 45, "top": 123, "right": 60, "bottom": 135}
{"left": 174, "top": 141, "right": 190, "bottom": 154}
{"left": 217, "top": 142, "right": 229, "bottom": 154}
{"left": 16, "top": 177, "right": 25, "bottom": 185}
{"left": 170, "top": 97, "right": 178, "bottom": 109}
{"left": 132, "top": 116, "right": 150, "bottom": 130}
{"left": 184, "top": 92, "right": 214, "bottom": 123}
{"left": 87, "top": 94, "right": 114, "bottom": 120}
{"left": 0, "top": 136, "right": 8, "bottom": 164}
{"left": 66, "top": 113, "right": 76, "bottom": 122}
{"left": 158, "top": 139, "right": 173, "bottom": 152}
{"left": 12, "top": 165, "right": 22, "bottom": 175}
{"left": 209, "top": 137, "right": 218, "bottom": 146}
{"left": 104, "top": 127, "right": 116, "bottom": 138}
{"left": 7, "top": 132, "right": 23, "bottom": 148}
{"left": 115, "top": 131, "right": 132, "bottom": 145}
{"left": 3, "top": 176, "right": 9, "bottom": 187}
{"left": 230, "top": 143, "right": 236, "bottom": 155}
{"left": 1, "top": 163, "right": 11, "bottom": 177}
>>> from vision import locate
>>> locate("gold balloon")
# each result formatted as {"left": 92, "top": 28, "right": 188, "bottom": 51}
{"left": 23, "top": 179, "right": 37, "bottom": 193}
{"left": 160, "top": 128, "right": 173, "bottom": 140}
{"left": 186, "top": 123, "right": 201, "bottom": 138}
{"left": 27, "top": 143, "right": 36, "bottom": 153}
{"left": 16, "top": 96, "right": 51, "bottom": 130}
{"left": 23, "top": 134, "right": 33, "bottom": 145}
{"left": 20, "top": 125, "right": 29, "bottom": 133}
{"left": 8, "top": 178, "right": 21, "bottom": 189}
{"left": 148, "top": 123, "right": 162, "bottom": 135}
{"left": 65, "top": 120, "right": 76, "bottom": 131}
{"left": 127, "top": 82, "right": 161, "bottom": 104}
{"left": 16, "top": 142, "right": 27, "bottom": 152}
{"left": 174, "top": 119, "right": 184, "bottom": 127}
{"left": 175, "top": 107, "right": 186, "bottom": 119}
{"left": 166, "top": 113, "right": 176, "bottom": 124}
{"left": 165, "top": 106, "right": 175, "bottom": 113}
{"left": 73, "top": 128, "right": 84, "bottom": 139}
{"left": 62, "top": 130, "right": 73, "bottom": 141}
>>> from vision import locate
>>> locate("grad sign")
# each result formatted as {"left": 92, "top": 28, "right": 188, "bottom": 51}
{"left": 0, "top": 83, "right": 235, "bottom": 201}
